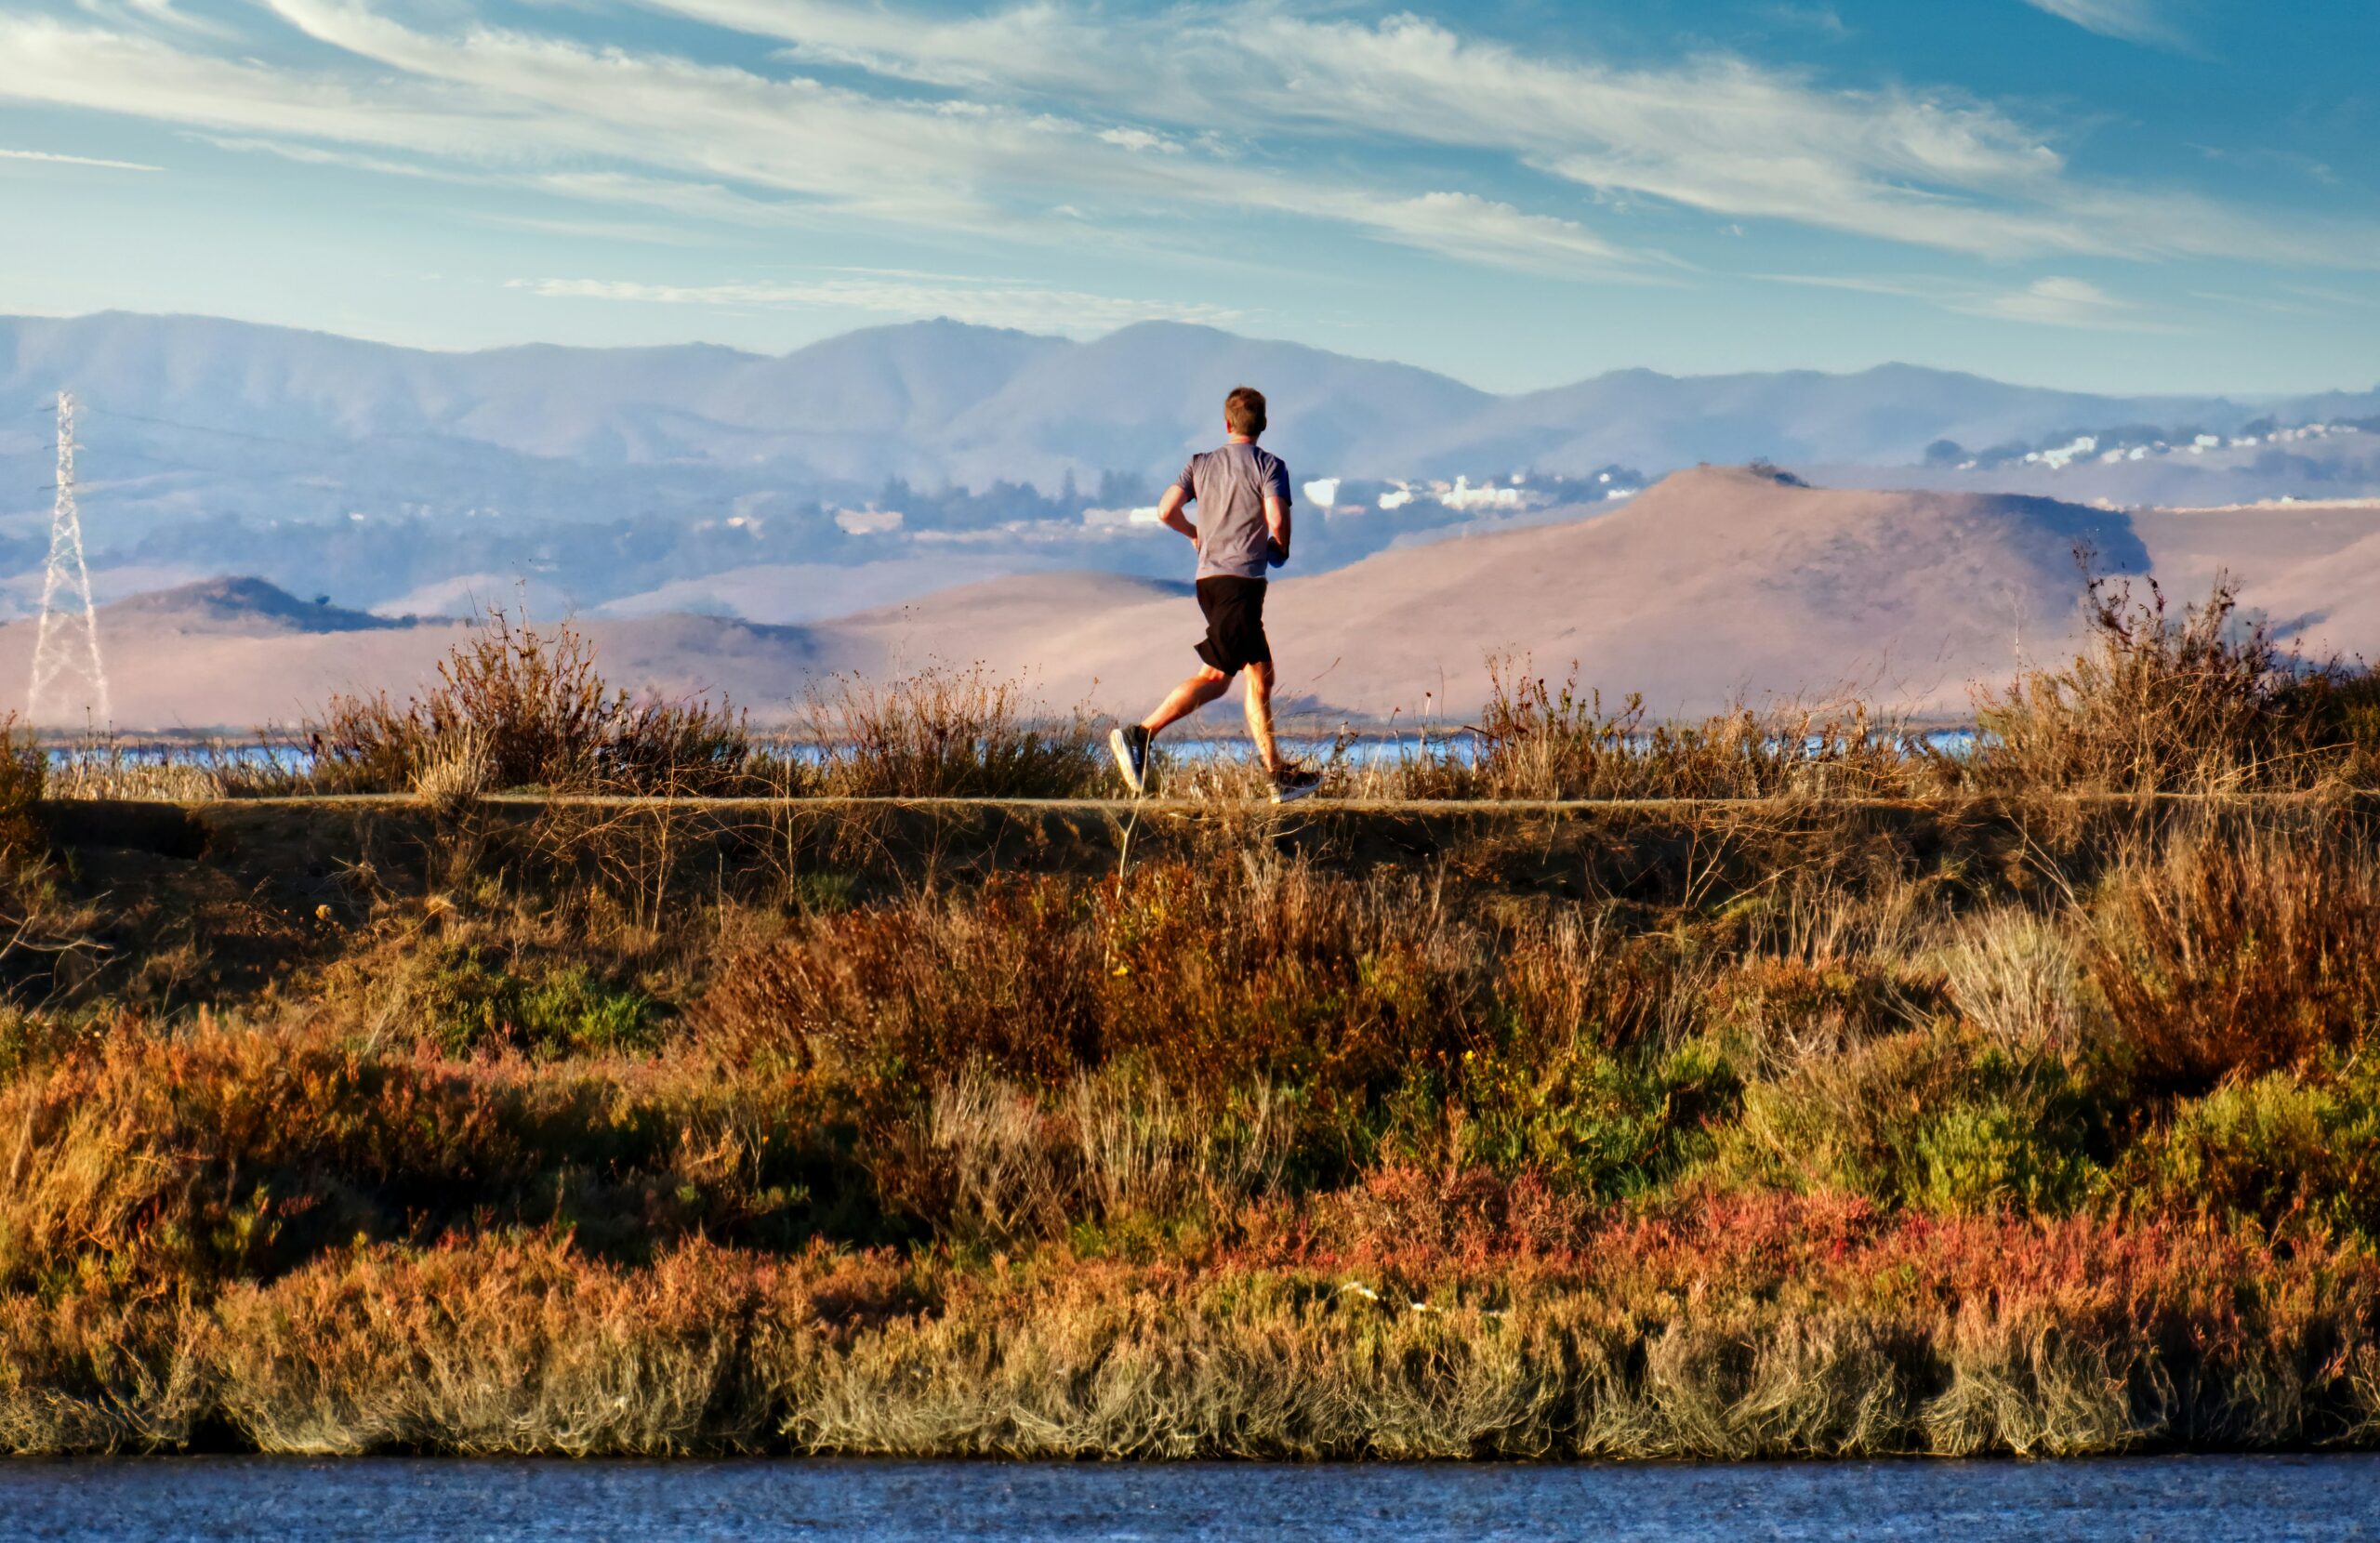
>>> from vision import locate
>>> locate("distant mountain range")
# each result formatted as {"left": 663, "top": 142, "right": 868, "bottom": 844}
{"left": 2, "top": 310, "right": 2376, "bottom": 622}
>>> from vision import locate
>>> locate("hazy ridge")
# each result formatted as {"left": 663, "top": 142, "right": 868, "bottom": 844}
{"left": 5, "top": 310, "right": 2377, "bottom": 630}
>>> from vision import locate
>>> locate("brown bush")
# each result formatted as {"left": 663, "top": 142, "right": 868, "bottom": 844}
{"left": 698, "top": 857, "right": 1511, "bottom": 1106}
{"left": 1973, "top": 568, "right": 2342, "bottom": 794}
{"left": 0, "top": 715, "right": 43, "bottom": 863}
{"left": 309, "top": 608, "right": 752, "bottom": 795}
{"left": 804, "top": 665, "right": 1099, "bottom": 798}
{"left": 699, "top": 875, "right": 1105, "bottom": 1080}
{"left": 2089, "top": 820, "right": 2380, "bottom": 1091}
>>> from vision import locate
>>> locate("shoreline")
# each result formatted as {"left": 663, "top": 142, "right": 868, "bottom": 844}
{"left": 10, "top": 1222, "right": 2377, "bottom": 1460}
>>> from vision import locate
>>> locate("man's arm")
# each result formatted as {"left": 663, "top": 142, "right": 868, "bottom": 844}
{"left": 1263, "top": 494, "right": 1291, "bottom": 564}
{"left": 1157, "top": 483, "right": 1198, "bottom": 548}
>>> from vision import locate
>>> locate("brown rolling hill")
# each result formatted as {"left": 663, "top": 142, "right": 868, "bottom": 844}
{"left": 17, "top": 467, "right": 2380, "bottom": 732}
{"left": 805, "top": 466, "right": 2149, "bottom": 721}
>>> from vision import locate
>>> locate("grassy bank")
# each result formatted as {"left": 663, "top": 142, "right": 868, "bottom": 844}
{"left": 6, "top": 575, "right": 2380, "bottom": 1457}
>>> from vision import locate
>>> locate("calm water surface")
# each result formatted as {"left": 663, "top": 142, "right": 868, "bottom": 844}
{"left": 2, "top": 1456, "right": 2374, "bottom": 1541}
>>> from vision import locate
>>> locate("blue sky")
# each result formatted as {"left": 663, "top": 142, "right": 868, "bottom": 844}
{"left": 0, "top": 0, "right": 2373, "bottom": 394}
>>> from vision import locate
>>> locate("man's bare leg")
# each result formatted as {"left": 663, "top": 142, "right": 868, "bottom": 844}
{"left": 1142, "top": 666, "right": 1231, "bottom": 736}
{"left": 1243, "top": 661, "right": 1280, "bottom": 773}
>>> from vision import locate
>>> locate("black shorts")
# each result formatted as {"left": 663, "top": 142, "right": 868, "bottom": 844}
{"left": 1194, "top": 575, "right": 1271, "bottom": 676}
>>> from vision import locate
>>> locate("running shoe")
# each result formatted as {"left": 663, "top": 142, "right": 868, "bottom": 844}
{"left": 1110, "top": 724, "right": 1154, "bottom": 795}
{"left": 1270, "top": 765, "right": 1323, "bottom": 804}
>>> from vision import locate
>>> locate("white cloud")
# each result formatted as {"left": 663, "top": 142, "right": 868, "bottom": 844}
{"left": 1094, "top": 127, "right": 1179, "bottom": 154}
{"left": 0, "top": 145, "right": 163, "bottom": 171}
{"left": 75, "top": 0, "right": 241, "bottom": 41}
{"left": 2020, "top": 0, "right": 2183, "bottom": 46}
{"left": 475, "top": 213, "right": 726, "bottom": 247}
{"left": 189, "top": 135, "right": 471, "bottom": 182}
{"left": 1302, "top": 191, "right": 1655, "bottom": 279}
{"left": 1, "top": 20, "right": 555, "bottom": 161}
{"left": 510, "top": 274, "right": 1243, "bottom": 335}
{"left": 0, "top": 7, "right": 1651, "bottom": 279}
{"left": 1976, "top": 275, "right": 2145, "bottom": 328}
{"left": 532, "top": 172, "right": 819, "bottom": 228}
{"left": 253, "top": 0, "right": 1652, "bottom": 280}
{"left": 2, "top": 0, "right": 2364, "bottom": 296}
{"left": 622, "top": 0, "right": 2320, "bottom": 264}
{"left": 1764, "top": 270, "right": 2171, "bottom": 331}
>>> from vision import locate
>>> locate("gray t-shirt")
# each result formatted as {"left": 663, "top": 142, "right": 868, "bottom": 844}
{"left": 1175, "top": 442, "right": 1290, "bottom": 581}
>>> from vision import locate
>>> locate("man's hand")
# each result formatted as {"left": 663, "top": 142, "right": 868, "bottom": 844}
{"left": 1263, "top": 493, "right": 1291, "bottom": 569}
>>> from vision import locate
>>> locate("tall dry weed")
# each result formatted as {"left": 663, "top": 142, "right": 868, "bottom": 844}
{"left": 804, "top": 665, "right": 1100, "bottom": 798}
{"left": 1939, "top": 906, "right": 2089, "bottom": 1051}
{"left": 311, "top": 607, "right": 752, "bottom": 795}
{"left": 0, "top": 716, "right": 41, "bottom": 862}
{"left": 1414, "top": 657, "right": 1942, "bottom": 801}
{"left": 1973, "top": 568, "right": 2347, "bottom": 794}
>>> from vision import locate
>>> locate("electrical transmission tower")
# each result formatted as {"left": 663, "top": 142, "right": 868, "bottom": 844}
{"left": 28, "top": 390, "right": 110, "bottom": 726}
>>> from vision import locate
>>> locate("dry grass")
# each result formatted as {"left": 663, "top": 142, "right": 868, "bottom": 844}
{"left": 310, "top": 607, "right": 754, "bottom": 796}
{"left": 801, "top": 664, "right": 1101, "bottom": 799}
{"left": 409, "top": 724, "right": 492, "bottom": 816}
{"left": 1372, "top": 656, "right": 1950, "bottom": 802}
{"left": 2089, "top": 817, "right": 2380, "bottom": 1092}
{"left": 1971, "top": 567, "right": 2377, "bottom": 794}
{"left": 1937, "top": 906, "right": 2088, "bottom": 1053}
{"left": 34, "top": 729, "right": 315, "bottom": 802}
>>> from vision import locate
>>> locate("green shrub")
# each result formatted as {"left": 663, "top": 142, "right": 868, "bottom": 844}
{"left": 2130, "top": 1064, "right": 2380, "bottom": 1233}
{"left": 1724, "top": 1026, "right": 2107, "bottom": 1215}
{"left": 1460, "top": 1035, "right": 1739, "bottom": 1198}
{"left": 414, "top": 947, "right": 658, "bottom": 1059}
{"left": 1911, "top": 1095, "right": 2103, "bottom": 1216}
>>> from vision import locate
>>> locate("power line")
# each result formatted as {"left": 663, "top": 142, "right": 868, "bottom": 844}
{"left": 80, "top": 402, "right": 332, "bottom": 449}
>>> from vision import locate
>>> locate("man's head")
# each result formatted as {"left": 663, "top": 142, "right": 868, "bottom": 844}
{"left": 1223, "top": 385, "right": 1267, "bottom": 441}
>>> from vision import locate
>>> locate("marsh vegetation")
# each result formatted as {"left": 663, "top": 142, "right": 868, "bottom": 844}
{"left": 6, "top": 573, "right": 2380, "bottom": 1457}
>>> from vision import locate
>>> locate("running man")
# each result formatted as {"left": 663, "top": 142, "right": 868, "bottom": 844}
{"left": 1110, "top": 385, "right": 1323, "bottom": 803}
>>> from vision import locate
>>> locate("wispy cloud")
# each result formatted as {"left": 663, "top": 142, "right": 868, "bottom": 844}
{"left": 476, "top": 214, "right": 727, "bottom": 247}
{"left": 0, "top": 145, "right": 162, "bottom": 171}
{"left": 2019, "top": 0, "right": 2184, "bottom": 46}
{"left": 0, "top": 6, "right": 1658, "bottom": 280}
{"left": 0, "top": 0, "right": 2360, "bottom": 304}
{"left": 1765, "top": 270, "right": 2174, "bottom": 330}
{"left": 511, "top": 274, "right": 1244, "bottom": 335}
{"left": 630, "top": 0, "right": 2341, "bottom": 265}
{"left": 74, "top": 0, "right": 242, "bottom": 41}
{"left": 1977, "top": 275, "right": 2153, "bottom": 328}
{"left": 189, "top": 134, "right": 470, "bottom": 182}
